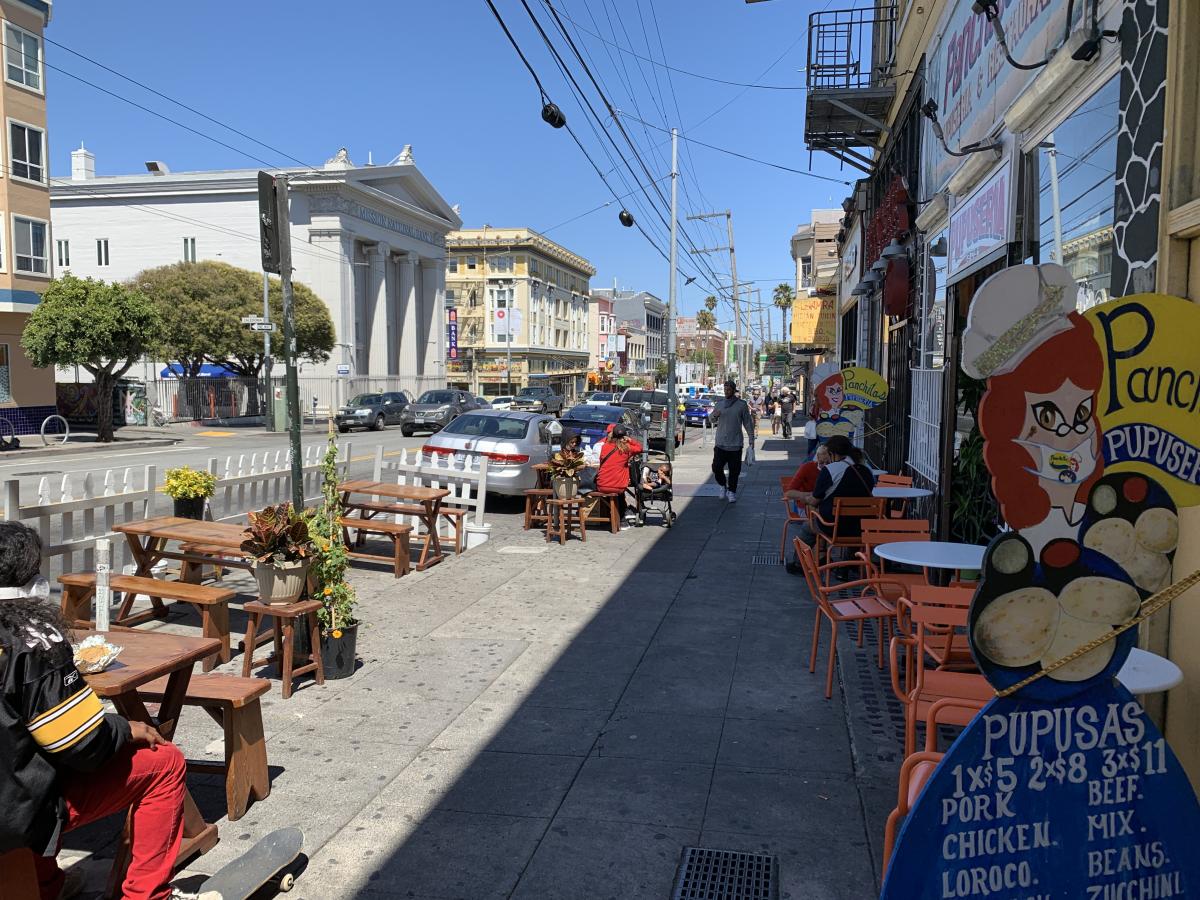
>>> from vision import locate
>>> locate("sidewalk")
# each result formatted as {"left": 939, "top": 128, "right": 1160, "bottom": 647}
{"left": 65, "top": 430, "right": 901, "bottom": 900}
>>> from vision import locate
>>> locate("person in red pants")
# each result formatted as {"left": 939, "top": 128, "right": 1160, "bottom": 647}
{"left": 0, "top": 522, "right": 196, "bottom": 900}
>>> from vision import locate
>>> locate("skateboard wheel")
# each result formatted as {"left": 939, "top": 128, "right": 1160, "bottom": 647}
{"left": 278, "top": 873, "right": 295, "bottom": 892}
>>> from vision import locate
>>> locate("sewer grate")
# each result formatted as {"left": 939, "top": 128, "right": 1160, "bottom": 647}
{"left": 750, "top": 554, "right": 780, "bottom": 566}
{"left": 671, "top": 847, "right": 779, "bottom": 900}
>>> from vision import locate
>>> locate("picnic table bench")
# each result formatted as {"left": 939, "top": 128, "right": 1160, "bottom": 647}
{"left": 338, "top": 480, "right": 450, "bottom": 571}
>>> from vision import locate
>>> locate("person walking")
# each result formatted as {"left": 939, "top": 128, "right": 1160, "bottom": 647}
{"left": 709, "top": 380, "right": 755, "bottom": 503}
{"left": 779, "top": 388, "right": 796, "bottom": 439}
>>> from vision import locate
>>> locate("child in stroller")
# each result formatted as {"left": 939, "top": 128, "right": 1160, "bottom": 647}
{"left": 628, "top": 452, "right": 676, "bottom": 527}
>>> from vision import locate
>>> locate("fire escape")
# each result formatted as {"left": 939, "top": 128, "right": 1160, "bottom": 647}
{"left": 805, "top": 4, "right": 898, "bottom": 174}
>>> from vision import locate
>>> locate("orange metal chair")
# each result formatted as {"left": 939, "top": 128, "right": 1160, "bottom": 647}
{"left": 779, "top": 495, "right": 809, "bottom": 562}
{"left": 890, "top": 590, "right": 992, "bottom": 757}
{"left": 875, "top": 474, "right": 914, "bottom": 486}
{"left": 881, "top": 697, "right": 986, "bottom": 876}
{"left": 860, "top": 520, "right": 932, "bottom": 588}
{"left": 810, "top": 496, "right": 886, "bottom": 575}
{"left": 796, "top": 540, "right": 906, "bottom": 699}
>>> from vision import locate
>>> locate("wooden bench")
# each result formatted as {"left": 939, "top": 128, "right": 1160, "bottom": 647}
{"left": 58, "top": 574, "right": 235, "bottom": 672}
{"left": 140, "top": 673, "right": 271, "bottom": 822}
{"left": 338, "top": 515, "right": 412, "bottom": 578}
{"left": 346, "top": 500, "right": 467, "bottom": 554}
{"left": 0, "top": 849, "right": 38, "bottom": 899}
{"left": 582, "top": 491, "right": 623, "bottom": 534}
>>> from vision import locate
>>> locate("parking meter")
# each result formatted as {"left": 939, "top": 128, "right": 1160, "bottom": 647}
{"left": 546, "top": 418, "right": 563, "bottom": 455}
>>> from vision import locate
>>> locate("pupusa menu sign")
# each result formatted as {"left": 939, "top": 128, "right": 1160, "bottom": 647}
{"left": 880, "top": 266, "right": 1200, "bottom": 899}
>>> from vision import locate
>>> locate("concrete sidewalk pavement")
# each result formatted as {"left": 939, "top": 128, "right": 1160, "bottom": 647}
{"left": 64, "top": 430, "right": 903, "bottom": 900}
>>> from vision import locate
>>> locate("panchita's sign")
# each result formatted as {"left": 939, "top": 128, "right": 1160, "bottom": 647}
{"left": 811, "top": 362, "right": 888, "bottom": 442}
{"left": 881, "top": 265, "right": 1200, "bottom": 899}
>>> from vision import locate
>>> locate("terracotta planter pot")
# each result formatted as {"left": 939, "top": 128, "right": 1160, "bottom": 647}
{"left": 552, "top": 476, "right": 578, "bottom": 499}
{"left": 172, "top": 497, "right": 207, "bottom": 520}
{"left": 253, "top": 559, "right": 311, "bottom": 605}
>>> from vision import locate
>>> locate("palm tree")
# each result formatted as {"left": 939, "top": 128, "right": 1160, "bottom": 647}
{"left": 704, "top": 294, "right": 717, "bottom": 313}
{"left": 773, "top": 283, "right": 795, "bottom": 347}
{"left": 696, "top": 309, "right": 716, "bottom": 332}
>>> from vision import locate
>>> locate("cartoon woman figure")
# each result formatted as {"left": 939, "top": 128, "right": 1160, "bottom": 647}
{"left": 811, "top": 361, "right": 857, "bottom": 440}
{"left": 963, "top": 264, "right": 1105, "bottom": 556}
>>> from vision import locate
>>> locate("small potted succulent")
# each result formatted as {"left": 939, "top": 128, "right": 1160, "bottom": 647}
{"left": 547, "top": 448, "right": 587, "bottom": 499}
{"left": 164, "top": 466, "right": 217, "bottom": 519}
{"left": 240, "top": 502, "right": 315, "bottom": 604}
{"left": 309, "top": 427, "right": 360, "bottom": 678}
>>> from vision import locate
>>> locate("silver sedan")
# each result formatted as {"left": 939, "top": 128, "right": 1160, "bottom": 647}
{"left": 421, "top": 410, "right": 556, "bottom": 496}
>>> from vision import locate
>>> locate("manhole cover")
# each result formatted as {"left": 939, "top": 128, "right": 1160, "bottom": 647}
{"left": 12, "top": 470, "right": 62, "bottom": 476}
{"left": 671, "top": 847, "right": 779, "bottom": 900}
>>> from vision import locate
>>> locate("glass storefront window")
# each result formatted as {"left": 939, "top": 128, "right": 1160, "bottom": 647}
{"left": 1027, "top": 76, "right": 1119, "bottom": 310}
{"left": 919, "top": 230, "right": 948, "bottom": 369}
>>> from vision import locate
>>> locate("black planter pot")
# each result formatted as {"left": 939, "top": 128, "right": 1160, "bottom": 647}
{"left": 172, "top": 497, "right": 206, "bottom": 519}
{"left": 320, "top": 625, "right": 359, "bottom": 679}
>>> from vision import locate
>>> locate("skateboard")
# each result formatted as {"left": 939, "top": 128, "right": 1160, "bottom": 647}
{"left": 196, "top": 826, "right": 303, "bottom": 899}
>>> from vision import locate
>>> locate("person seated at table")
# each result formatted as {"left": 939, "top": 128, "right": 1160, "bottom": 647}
{"left": 0, "top": 522, "right": 194, "bottom": 900}
{"left": 787, "top": 436, "right": 876, "bottom": 575}
{"left": 784, "top": 444, "right": 831, "bottom": 512}
{"left": 592, "top": 423, "right": 643, "bottom": 525}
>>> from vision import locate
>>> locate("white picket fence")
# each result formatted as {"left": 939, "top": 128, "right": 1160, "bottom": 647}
{"left": 2, "top": 445, "right": 352, "bottom": 584}
{"left": 371, "top": 445, "right": 491, "bottom": 545}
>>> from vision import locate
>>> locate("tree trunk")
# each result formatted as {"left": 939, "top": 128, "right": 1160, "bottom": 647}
{"left": 94, "top": 371, "right": 116, "bottom": 442}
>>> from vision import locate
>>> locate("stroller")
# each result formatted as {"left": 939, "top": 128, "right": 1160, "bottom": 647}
{"left": 628, "top": 450, "right": 676, "bottom": 528}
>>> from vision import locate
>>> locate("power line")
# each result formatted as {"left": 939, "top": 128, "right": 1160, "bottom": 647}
{"left": 538, "top": 173, "right": 672, "bottom": 233}
{"left": 616, "top": 110, "right": 852, "bottom": 185}
{"left": 544, "top": 1, "right": 805, "bottom": 89}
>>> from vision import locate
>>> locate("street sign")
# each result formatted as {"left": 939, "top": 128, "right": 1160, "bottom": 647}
{"left": 336, "top": 364, "right": 351, "bottom": 376}
{"left": 240, "top": 315, "right": 265, "bottom": 324}
{"left": 248, "top": 322, "right": 276, "bottom": 333}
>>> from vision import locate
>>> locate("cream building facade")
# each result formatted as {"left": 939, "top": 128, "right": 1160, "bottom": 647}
{"left": 445, "top": 228, "right": 594, "bottom": 399}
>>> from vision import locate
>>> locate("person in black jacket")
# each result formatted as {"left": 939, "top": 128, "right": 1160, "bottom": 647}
{"left": 0, "top": 522, "right": 192, "bottom": 900}
{"left": 787, "top": 435, "right": 877, "bottom": 573}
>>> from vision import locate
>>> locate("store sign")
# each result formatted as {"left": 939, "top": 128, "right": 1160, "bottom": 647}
{"left": 446, "top": 308, "right": 458, "bottom": 360}
{"left": 948, "top": 160, "right": 1011, "bottom": 277}
{"left": 923, "top": 0, "right": 1081, "bottom": 194}
{"left": 811, "top": 361, "right": 887, "bottom": 442}
{"left": 792, "top": 291, "right": 837, "bottom": 349}
{"left": 883, "top": 264, "right": 1200, "bottom": 899}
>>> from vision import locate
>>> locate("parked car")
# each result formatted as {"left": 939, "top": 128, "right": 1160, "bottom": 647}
{"left": 683, "top": 398, "right": 714, "bottom": 427}
{"left": 510, "top": 386, "right": 565, "bottom": 415}
{"left": 422, "top": 410, "right": 555, "bottom": 496}
{"left": 473, "top": 396, "right": 492, "bottom": 409}
{"left": 584, "top": 391, "right": 617, "bottom": 406}
{"left": 560, "top": 404, "right": 645, "bottom": 453}
{"left": 617, "top": 388, "right": 686, "bottom": 447}
{"left": 335, "top": 391, "right": 412, "bottom": 432}
{"left": 399, "top": 389, "right": 478, "bottom": 436}
{"left": 490, "top": 395, "right": 515, "bottom": 411}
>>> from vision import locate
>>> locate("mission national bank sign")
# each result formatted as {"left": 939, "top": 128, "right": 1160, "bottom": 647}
{"left": 949, "top": 160, "right": 1012, "bottom": 278}
{"left": 309, "top": 194, "right": 440, "bottom": 247}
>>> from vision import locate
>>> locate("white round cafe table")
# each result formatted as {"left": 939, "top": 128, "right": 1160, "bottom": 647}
{"left": 873, "top": 486, "right": 934, "bottom": 499}
{"left": 1117, "top": 648, "right": 1183, "bottom": 694}
{"left": 874, "top": 541, "right": 986, "bottom": 572}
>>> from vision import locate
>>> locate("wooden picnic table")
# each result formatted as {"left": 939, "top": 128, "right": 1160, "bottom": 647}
{"left": 114, "top": 517, "right": 250, "bottom": 582}
{"left": 338, "top": 480, "right": 451, "bottom": 571}
{"left": 76, "top": 629, "right": 221, "bottom": 898}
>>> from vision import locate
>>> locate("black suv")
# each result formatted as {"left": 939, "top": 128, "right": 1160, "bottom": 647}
{"left": 335, "top": 391, "right": 412, "bottom": 432}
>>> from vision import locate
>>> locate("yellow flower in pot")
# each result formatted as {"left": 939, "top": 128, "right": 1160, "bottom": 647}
{"left": 164, "top": 466, "right": 217, "bottom": 520}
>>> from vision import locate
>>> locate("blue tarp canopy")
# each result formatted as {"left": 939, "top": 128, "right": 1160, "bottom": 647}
{"left": 159, "top": 363, "right": 240, "bottom": 378}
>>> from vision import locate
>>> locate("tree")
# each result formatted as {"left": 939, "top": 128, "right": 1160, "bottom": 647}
{"left": 704, "top": 294, "right": 717, "bottom": 313}
{"left": 773, "top": 283, "right": 795, "bottom": 347}
{"left": 696, "top": 309, "right": 716, "bottom": 332}
{"left": 22, "top": 274, "right": 160, "bottom": 442}
{"left": 653, "top": 360, "right": 669, "bottom": 384}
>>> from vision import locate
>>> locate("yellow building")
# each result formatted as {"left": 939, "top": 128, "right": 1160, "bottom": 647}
{"left": 0, "top": 0, "right": 53, "bottom": 433}
{"left": 444, "top": 228, "right": 595, "bottom": 399}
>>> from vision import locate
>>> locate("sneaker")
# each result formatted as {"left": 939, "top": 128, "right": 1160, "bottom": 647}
{"left": 727, "top": 492, "right": 738, "bottom": 504}
{"left": 720, "top": 488, "right": 728, "bottom": 501}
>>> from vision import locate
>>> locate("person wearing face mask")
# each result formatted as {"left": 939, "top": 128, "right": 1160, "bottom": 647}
{"left": 0, "top": 523, "right": 198, "bottom": 900}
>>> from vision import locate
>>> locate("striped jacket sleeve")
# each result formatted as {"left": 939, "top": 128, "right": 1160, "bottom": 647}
{"left": 13, "top": 628, "right": 129, "bottom": 772}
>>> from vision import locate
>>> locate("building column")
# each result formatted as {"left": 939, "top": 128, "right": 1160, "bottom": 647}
{"left": 308, "top": 228, "right": 357, "bottom": 379}
{"left": 385, "top": 254, "right": 399, "bottom": 375}
{"left": 397, "top": 255, "right": 419, "bottom": 388}
{"left": 420, "top": 258, "right": 443, "bottom": 382}
{"left": 367, "top": 243, "right": 390, "bottom": 377}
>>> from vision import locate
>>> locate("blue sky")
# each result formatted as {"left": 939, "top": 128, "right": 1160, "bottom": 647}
{"left": 46, "top": 0, "right": 857, "bottom": 332}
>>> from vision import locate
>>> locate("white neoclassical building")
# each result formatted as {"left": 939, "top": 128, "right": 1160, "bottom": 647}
{"left": 50, "top": 146, "right": 462, "bottom": 393}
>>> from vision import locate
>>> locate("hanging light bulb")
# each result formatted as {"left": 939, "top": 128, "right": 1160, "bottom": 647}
{"left": 541, "top": 101, "right": 566, "bottom": 129}
{"left": 619, "top": 210, "right": 635, "bottom": 227}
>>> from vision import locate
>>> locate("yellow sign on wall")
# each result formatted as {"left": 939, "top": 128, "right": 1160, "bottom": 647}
{"left": 1086, "top": 293, "right": 1200, "bottom": 508}
{"left": 791, "top": 294, "right": 836, "bottom": 348}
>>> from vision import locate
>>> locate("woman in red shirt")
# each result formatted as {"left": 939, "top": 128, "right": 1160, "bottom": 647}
{"left": 593, "top": 424, "right": 643, "bottom": 522}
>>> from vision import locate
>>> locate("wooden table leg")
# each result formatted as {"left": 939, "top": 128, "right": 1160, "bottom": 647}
{"left": 106, "top": 672, "right": 217, "bottom": 898}
{"left": 62, "top": 584, "right": 95, "bottom": 626}
{"left": 577, "top": 503, "right": 586, "bottom": 543}
{"left": 118, "top": 535, "right": 169, "bottom": 622}
{"left": 280, "top": 618, "right": 295, "bottom": 700}
{"left": 199, "top": 602, "right": 231, "bottom": 673}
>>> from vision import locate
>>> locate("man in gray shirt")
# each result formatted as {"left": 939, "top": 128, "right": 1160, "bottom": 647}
{"left": 709, "top": 379, "right": 755, "bottom": 503}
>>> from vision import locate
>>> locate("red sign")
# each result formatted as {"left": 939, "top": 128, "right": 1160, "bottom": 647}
{"left": 865, "top": 176, "right": 912, "bottom": 265}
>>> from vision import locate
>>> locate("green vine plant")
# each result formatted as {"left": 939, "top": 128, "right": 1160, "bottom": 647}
{"left": 310, "top": 425, "right": 358, "bottom": 636}
{"left": 949, "top": 374, "right": 1001, "bottom": 546}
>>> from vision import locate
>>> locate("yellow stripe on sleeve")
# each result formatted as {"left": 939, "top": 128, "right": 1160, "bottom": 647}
{"left": 27, "top": 685, "right": 91, "bottom": 729}
{"left": 28, "top": 688, "right": 105, "bottom": 751}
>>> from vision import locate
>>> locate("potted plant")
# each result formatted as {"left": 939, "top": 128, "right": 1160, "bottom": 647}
{"left": 240, "top": 503, "right": 314, "bottom": 604}
{"left": 164, "top": 466, "right": 217, "bottom": 519}
{"left": 310, "top": 427, "right": 359, "bottom": 678}
{"left": 547, "top": 448, "right": 587, "bottom": 499}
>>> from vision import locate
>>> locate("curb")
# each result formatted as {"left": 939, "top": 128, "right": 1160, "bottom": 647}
{"left": 0, "top": 437, "right": 184, "bottom": 461}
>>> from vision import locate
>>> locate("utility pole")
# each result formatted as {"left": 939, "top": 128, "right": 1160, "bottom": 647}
{"left": 666, "top": 128, "right": 679, "bottom": 462}
{"left": 687, "top": 209, "right": 744, "bottom": 386}
{"left": 276, "top": 175, "right": 304, "bottom": 509}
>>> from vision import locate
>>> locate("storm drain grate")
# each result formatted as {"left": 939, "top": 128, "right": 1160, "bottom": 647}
{"left": 750, "top": 554, "right": 780, "bottom": 566}
{"left": 671, "top": 847, "right": 779, "bottom": 900}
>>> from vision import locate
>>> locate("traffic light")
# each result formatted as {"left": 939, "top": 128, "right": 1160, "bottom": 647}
{"left": 258, "top": 171, "right": 281, "bottom": 274}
